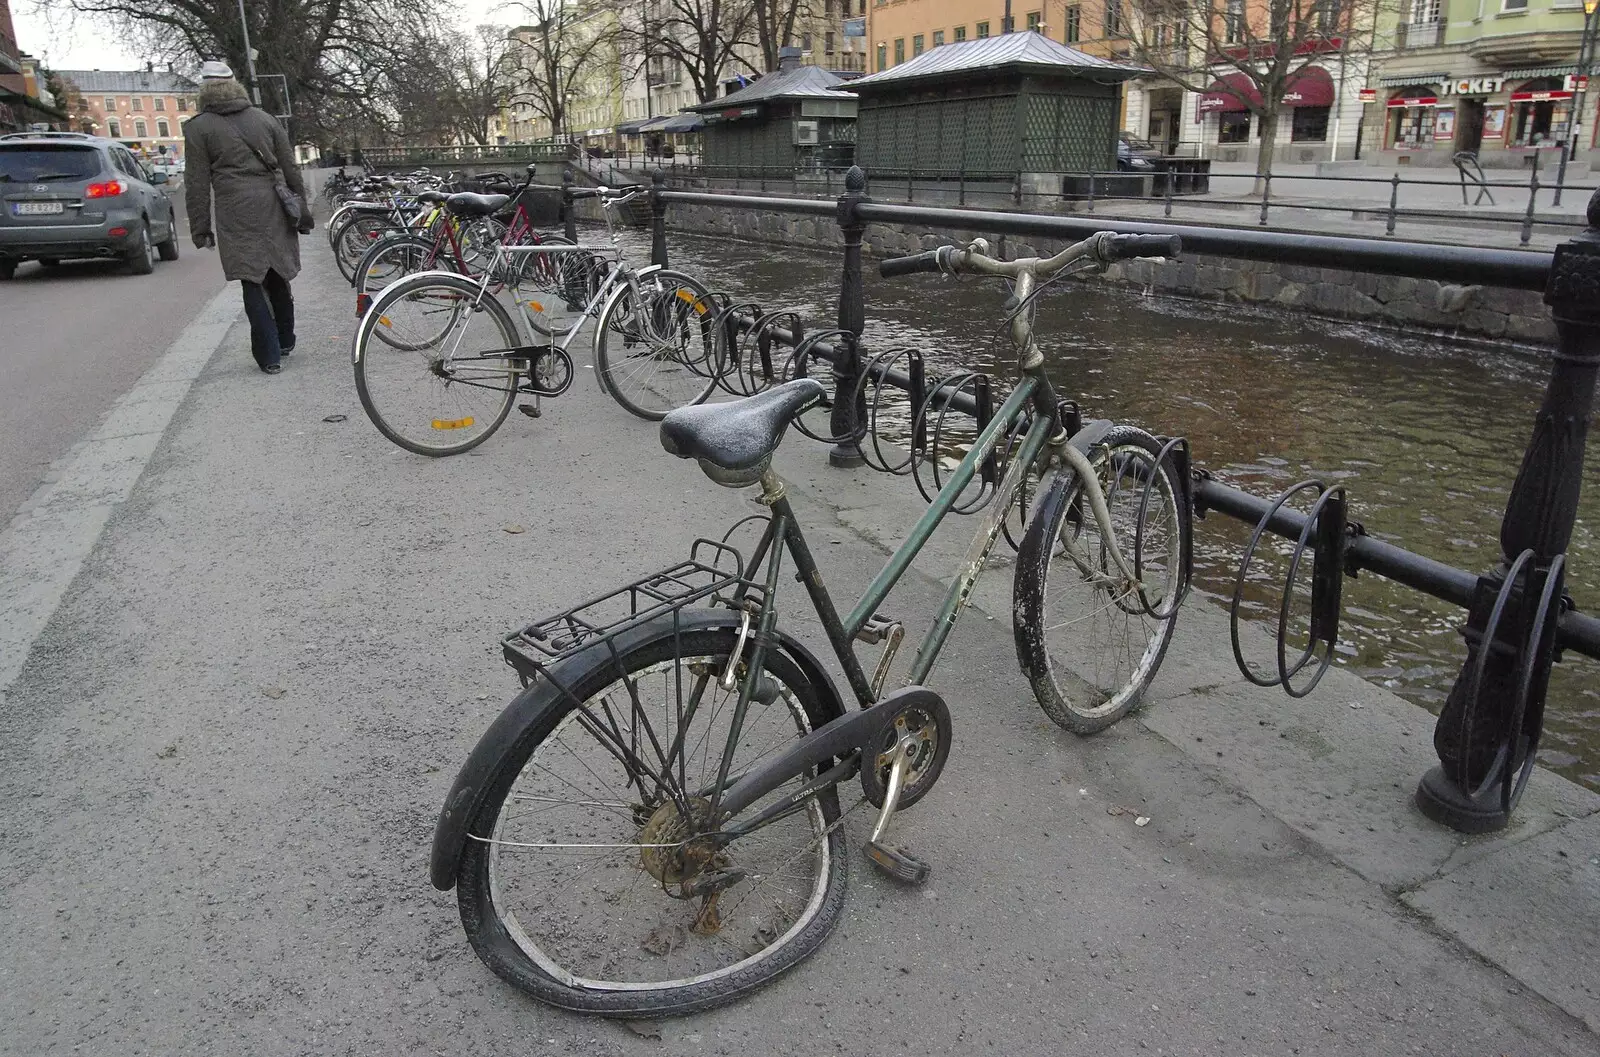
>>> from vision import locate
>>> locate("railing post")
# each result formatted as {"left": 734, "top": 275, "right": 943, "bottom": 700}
{"left": 1417, "top": 188, "right": 1600, "bottom": 833}
{"left": 561, "top": 167, "right": 576, "bottom": 243}
{"left": 650, "top": 168, "right": 668, "bottom": 268}
{"left": 829, "top": 165, "right": 869, "bottom": 468}
{"left": 1259, "top": 170, "right": 1272, "bottom": 226}
{"left": 1164, "top": 167, "right": 1174, "bottom": 219}
{"left": 1386, "top": 172, "right": 1400, "bottom": 237}
{"left": 1522, "top": 164, "right": 1541, "bottom": 247}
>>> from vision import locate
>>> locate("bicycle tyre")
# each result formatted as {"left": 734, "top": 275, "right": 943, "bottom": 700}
{"left": 335, "top": 214, "right": 401, "bottom": 284}
{"left": 1013, "top": 425, "right": 1188, "bottom": 734}
{"left": 593, "top": 269, "right": 721, "bottom": 421}
{"left": 353, "top": 234, "right": 450, "bottom": 301}
{"left": 456, "top": 626, "right": 848, "bottom": 1018}
{"left": 352, "top": 272, "right": 519, "bottom": 456}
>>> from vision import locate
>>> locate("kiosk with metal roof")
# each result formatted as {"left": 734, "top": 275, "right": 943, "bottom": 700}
{"left": 837, "top": 34, "right": 1144, "bottom": 180}
{"left": 686, "top": 47, "right": 858, "bottom": 173}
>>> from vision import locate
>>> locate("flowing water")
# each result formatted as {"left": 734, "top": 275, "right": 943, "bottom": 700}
{"left": 612, "top": 226, "right": 1600, "bottom": 792}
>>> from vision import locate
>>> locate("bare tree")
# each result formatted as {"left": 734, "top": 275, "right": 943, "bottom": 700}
{"left": 749, "top": 0, "right": 814, "bottom": 72}
{"left": 617, "top": 0, "right": 756, "bottom": 104}
{"left": 1127, "top": 0, "right": 1386, "bottom": 185}
{"left": 505, "top": 0, "right": 620, "bottom": 140}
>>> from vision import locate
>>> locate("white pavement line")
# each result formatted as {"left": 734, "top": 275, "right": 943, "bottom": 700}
{"left": 0, "top": 282, "right": 241, "bottom": 698}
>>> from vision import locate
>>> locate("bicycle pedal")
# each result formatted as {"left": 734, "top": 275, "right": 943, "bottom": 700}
{"left": 865, "top": 841, "right": 930, "bottom": 885}
{"left": 517, "top": 403, "right": 541, "bottom": 418}
{"left": 682, "top": 868, "right": 746, "bottom": 899}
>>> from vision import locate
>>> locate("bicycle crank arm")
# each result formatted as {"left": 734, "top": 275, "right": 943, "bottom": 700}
{"left": 715, "top": 687, "right": 941, "bottom": 823}
{"left": 864, "top": 722, "right": 933, "bottom": 885}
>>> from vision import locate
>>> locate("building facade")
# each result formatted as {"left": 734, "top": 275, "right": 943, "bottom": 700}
{"left": 1, "top": 0, "right": 69, "bottom": 131}
{"left": 866, "top": 0, "right": 1128, "bottom": 77}
{"left": 1361, "top": 0, "right": 1596, "bottom": 167}
{"left": 56, "top": 69, "right": 200, "bottom": 160}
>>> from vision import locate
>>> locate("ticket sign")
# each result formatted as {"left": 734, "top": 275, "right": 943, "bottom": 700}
{"left": 1387, "top": 95, "right": 1439, "bottom": 108}
{"left": 1510, "top": 90, "right": 1574, "bottom": 102}
{"left": 1359, "top": 87, "right": 1377, "bottom": 103}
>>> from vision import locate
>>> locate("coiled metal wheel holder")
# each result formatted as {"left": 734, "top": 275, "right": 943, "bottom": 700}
{"left": 1128, "top": 435, "right": 1195, "bottom": 620}
{"left": 911, "top": 372, "right": 999, "bottom": 515}
{"left": 1229, "top": 479, "right": 1347, "bottom": 698}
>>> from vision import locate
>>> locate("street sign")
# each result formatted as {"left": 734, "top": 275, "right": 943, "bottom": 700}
{"left": 1359, "top": 87, "right": 1376, "bottom": 103}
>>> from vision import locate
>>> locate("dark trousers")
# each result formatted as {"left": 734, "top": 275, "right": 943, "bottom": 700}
{"left": 241, "top": 269, "right": 296, "bottom": 369}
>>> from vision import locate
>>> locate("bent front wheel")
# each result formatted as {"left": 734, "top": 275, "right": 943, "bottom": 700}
{"left": 594, "top": 269, "right": 721, "bottom": 420}
{"left": 455, "top": 627, "right": 847, "bottom": 1017}
{"left": 1013, "top": 425, "right": 1189, "bottom": 734}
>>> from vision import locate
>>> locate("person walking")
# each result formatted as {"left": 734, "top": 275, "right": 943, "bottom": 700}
{"left": 183, "top": 61, "right": 311, "bottom": 375}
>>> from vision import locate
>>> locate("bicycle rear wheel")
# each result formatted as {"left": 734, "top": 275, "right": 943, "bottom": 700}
{"left": 353, "top": 272, "right": 521, "bottom": 456}
{"left": 334, "top": 214, "right": 399, "bottom": 284}
{"left": 594, "top": 269, "right": 721, "bottom": 421}
{"left": 354, "top": 234, "right": 444, "bottom": 299}
{"left": 1013, "top": 425, "right": 1188, "bottom": 733}
{"left": 456, "top": 626, "right": 847, "bottom": 1017}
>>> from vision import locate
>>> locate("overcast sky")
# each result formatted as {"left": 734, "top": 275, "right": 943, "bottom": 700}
{"left": 11, "top": 0, "right": 513, "bottom": 73}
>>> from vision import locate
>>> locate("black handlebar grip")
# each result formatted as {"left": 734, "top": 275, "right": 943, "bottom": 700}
{"left": 879, "top": 248, "right": 945, "bottom": 278}
{"left": 1107, "top": 233, "right": 1181, "bottom": 260}
{"left": 567, "top": 187, "right": 601, "bottom": 200}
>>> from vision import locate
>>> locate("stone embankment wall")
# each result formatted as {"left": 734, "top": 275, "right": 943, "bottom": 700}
{"left": 630, "top": 198, "right": 1556, "bottom": 347}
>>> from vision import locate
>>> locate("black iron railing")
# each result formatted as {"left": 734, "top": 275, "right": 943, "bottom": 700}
{"left": 562, "top": 165, "right": 1600, "bottom": 836}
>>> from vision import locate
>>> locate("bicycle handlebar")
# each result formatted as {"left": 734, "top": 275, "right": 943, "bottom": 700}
{"left": 879, "top": 231, "right": 1181, "bottom": 281}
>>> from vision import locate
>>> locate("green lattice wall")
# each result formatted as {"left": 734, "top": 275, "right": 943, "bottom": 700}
{"left": 856, "top": 73, "right": 1119, "bottom": 175}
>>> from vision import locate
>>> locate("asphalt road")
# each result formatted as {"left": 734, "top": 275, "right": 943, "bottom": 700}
{"left": 0, "top": 192, "right": 229, "bottom": 522}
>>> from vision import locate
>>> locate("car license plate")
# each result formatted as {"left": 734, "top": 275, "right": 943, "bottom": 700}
{"left": 13, "top": 201, "right": 65, "bottom": 216}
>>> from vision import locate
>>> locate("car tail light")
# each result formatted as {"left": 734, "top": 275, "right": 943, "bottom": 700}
{"left": 85, "top": 180, "right": 124, "bottom": 199}
{"left": 108, "top": 226, "right": 128, "bottom": 237}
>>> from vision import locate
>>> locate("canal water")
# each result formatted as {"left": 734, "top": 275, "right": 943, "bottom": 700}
{"left": 619, "top": 226, "right": 1600, "bottom": 793}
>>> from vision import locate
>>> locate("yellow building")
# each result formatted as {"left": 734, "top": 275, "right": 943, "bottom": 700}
{"left": 866, "top": 0, "right": 1128, "bottom": 75}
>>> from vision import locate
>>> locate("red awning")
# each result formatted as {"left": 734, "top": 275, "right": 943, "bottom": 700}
{"left": 1281, "top": 66, "right": 1334, "bottom": 108}
{"left": 1198, "top": 73, "right": 1262, "bottom": 113}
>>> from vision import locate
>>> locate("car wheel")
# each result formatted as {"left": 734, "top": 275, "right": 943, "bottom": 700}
{"left": 0, "top": 260, "right": 15, "bottom": 280}
{"left": 156, "top": 216, "right": 180, "bottom": 261}
{"left": 127, "top": 221, "right": 155, "bottom": 276}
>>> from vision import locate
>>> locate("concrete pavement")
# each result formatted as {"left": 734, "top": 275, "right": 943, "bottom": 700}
{"left": 1, "top": 233, "right": 1599, "bottom": 1055}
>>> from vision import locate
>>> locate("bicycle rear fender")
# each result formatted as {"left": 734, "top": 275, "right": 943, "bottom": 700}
{"left": 428, "top": 608, "right": 847, "bottom": 891}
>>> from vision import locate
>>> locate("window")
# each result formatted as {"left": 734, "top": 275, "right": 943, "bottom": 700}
{"left": 877, "top": 42, "right": 887, "bottom": 69}
{"left": 1065, "top": 4, "right": 1081, "bottom": 40}
{"left": 154, "top": 97, "right": 165, "bottom": 111}
{"left": 108, "top": 119, "right": 122, "bottom": 138}
{"left": 894, "top": 37, "right": 905, "bottom": 63}
{"left": 1316, "top": 0, "right": 1340, "bottom": 30}
{"left": 1218, "top": 111, "right": 1251, "bottom": 142}
{"left": 976, "top": 20, "right": 991, "bottom": 36}
{"left": 103, "top": 96, "right": 115, "bottom": 110}
{"left": 135, "top": 119, "right": 147, "bottom": 138}
{"left": 1224, "top": 0, "right": 1244, "bottom": 41}
{"left": 132, "top": 97, "right": 143, "bottom": 111}
{"left": 1104, "top": 0, "right": 1122, "bottom": 35}
{"left": 177, "top": 97, "right": 188, "bottom": 112}
{"left": 1501, "top": 0, "right": 1527, "bottom": 9}
{"left": 825, "top": 30, "right": 835, "bottom": 53}
{"left": 1291, "top": 105, "right": 1330, "bottom": 140}
{"left": 157, "top": 118, "right": 170, "bottom": 137}
{"left": 1027, "top": 10, "right": 1042, "bottom": 30}
{"left": 913, "top": 33, "right": 924, "bottom": 54}
{"left": 933, "top": 29, "right": 945, "bottom": 44}
{"left": 954, "top": 24, "right": 967, "bottom": 40}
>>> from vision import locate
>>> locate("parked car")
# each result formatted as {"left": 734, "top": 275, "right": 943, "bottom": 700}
{"left": 0, "top": 130, "right": 179, "bottom": 279}
{"left": 1116, "top": 132, "right": 1165, "bottom": 172}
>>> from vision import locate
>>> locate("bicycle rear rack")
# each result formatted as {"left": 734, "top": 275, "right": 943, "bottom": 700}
{"left": 501, "top": 538, "right": 750, "bottom": 686}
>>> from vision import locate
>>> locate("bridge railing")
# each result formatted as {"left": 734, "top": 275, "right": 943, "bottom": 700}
{"left": 569, "top": 165, "right": 1600, "bottom": 836}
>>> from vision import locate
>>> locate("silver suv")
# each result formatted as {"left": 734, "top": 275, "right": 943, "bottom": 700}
{"left": 0, "top": 130, "right": 180, "bottom": 279}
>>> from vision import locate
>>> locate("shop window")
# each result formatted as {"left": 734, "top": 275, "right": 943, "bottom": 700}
{"left": 1291, "top": 105, "right": 1330, "bottom": 141}
{"left": 954, "top": 24, "right": 967, "bottom": 40}
{"left": 1510, "top": 79, "right": 1571, "bottom": 147}
{"left": 976, "top": 20, "right": 991, "bottom": 36}
{"left": 1218, "top": 112, "right": 1251, "bottom": 142}
{"left": 1390, "top": 106, "right": 1435, "bottom": 148}
{"left": 895, "top": 37, "right": 904, "bottom": 63}
{"left": 913, "top": 33, "right": 924, "bottom": 55}
{"left": 1065, "top": 4, "right": 1081, "bottom": 40}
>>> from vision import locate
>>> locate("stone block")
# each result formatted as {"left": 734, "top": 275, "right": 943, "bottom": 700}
{"left": 1374, "top": 274, "right": 1418, "bottom": 304}
{"left": 1505, "top": 312, "right": 1559, "bottom": 345}
{"left": 1246, "top": 271, "right": 1286, "bottom": 302}
{"left": 1273, "top": 281, "right": 1303, "bottom": 306}
{"left": 1461, "top": 309, "right": 1509, "bottom": 338}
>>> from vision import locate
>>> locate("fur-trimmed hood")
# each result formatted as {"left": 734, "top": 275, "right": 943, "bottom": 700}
{"left": 200, "top": 78, "right": 251, "bottom": 113}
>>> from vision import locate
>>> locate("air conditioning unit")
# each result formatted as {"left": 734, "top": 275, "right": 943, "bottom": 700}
{"left": 795, "top": 119, "right": 819, "bottom": 145}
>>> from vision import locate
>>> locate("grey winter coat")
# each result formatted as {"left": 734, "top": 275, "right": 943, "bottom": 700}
{"left": 183, "top": 80, "right": 305, "bottom": 284}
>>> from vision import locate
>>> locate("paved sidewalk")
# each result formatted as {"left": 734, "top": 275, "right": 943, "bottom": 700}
{"left": 1, "top": 241, "right": 1598, "bottom": 1056}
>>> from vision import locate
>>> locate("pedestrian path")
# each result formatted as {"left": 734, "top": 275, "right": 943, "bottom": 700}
{"left": 1, "top": 239, "right": 1597, "bottom": 1055}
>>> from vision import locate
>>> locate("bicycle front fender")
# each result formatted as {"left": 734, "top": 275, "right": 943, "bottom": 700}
{"left": 427, "top": 609, "right": 847, "bottom": 891}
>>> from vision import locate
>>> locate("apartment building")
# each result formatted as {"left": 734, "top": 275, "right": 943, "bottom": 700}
{"left": 1, "top": 0, "right": 69, "bottom": 131}
{"left": 1362, "top": 0, "right": 1595, "bottom": 166}
{"left": 866, "top": 0, "right": 1129, "bottom": 77}
{"left": 56, "top": 68, "right": 200, "bottom": 160}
